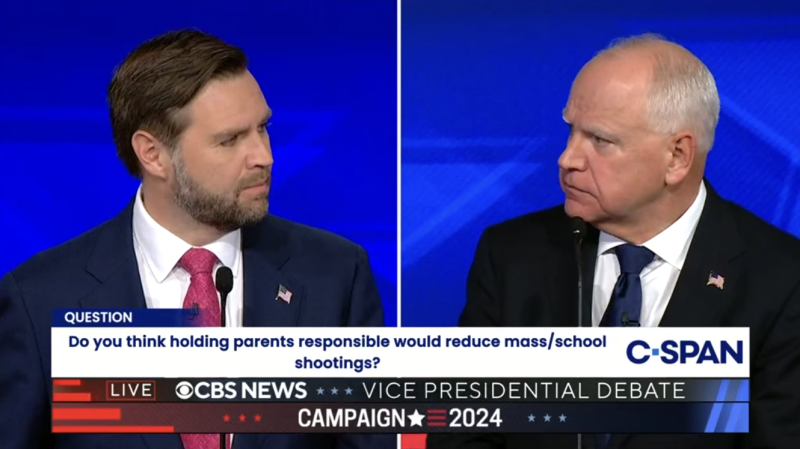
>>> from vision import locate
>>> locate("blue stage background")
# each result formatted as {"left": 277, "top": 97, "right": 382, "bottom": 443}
{"left": 0, "top": 0, "right": 397, "bottom": 326}
{"left": 401, "top": 0, "right": 800, "bottom": 326}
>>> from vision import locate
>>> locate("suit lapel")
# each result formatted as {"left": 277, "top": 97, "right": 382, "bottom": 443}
{"left": 242, "top": 217, "right": 303, "bottom": 328}
{"left": 78, "top": 200, "right": 183, "bottom": 449}
{"left": 240, "top": 218, "right": 302, "bottom": 449}
{"left": 580, "top": 225, "right": 599, "bottom": 327}
{"left": 658, "top": 184, "right": 744, "bottom": 327}
{"left": 79, "top": 199, "right": 147, "bottom": 311}
{"left": 609, "top": 184, "right": 744, "bottom": 449}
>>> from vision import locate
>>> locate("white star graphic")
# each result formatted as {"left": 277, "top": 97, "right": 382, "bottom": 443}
{"left": 408, "top": 409, "right": 425, "bottom": 427}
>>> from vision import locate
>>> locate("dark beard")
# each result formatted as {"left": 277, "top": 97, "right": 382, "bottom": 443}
{"left": 171, "top": 154, "right": 269, "bottom": 232}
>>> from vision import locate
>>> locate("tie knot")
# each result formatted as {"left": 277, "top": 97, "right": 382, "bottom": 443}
{"left": 179, "top": 248, "right": 218, "bottom": 276}
{"left": 614, "top": 244, "right": 654, "bottom": 274}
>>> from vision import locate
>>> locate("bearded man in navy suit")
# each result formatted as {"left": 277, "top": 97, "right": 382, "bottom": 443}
{"left": 0, "top": 29, "right": 391, "bottom": 449}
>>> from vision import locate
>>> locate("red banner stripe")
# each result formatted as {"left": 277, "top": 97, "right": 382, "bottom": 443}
{"left": 53, "top": 426, "right": 173, "bottom": 433}
{"left": 53, "top": 408, "right": 121, "bottom": 420}
{"left": 53, "top": 393, "right": 91, "bottom": 402}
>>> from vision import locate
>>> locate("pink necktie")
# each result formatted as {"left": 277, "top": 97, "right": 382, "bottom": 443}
{"left": 178, "top": 248, "right": 231, "bottom": 449}
{"left": 180, "top": 248, "right": 221, "bottom": 327}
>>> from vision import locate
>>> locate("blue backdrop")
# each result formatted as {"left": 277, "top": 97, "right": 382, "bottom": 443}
{"left": 401, "top": 0, "right": 800, "bottom": 326}
{"left": 0, "top": 0, "right": 397, "bottom": 326}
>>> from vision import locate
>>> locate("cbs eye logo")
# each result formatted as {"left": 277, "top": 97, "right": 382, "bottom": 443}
{"left": 175, "top": 381, "right": 194, "bottom": 400}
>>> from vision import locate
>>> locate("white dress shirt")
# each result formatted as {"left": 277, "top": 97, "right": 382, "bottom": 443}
{"left": 592, "top": 183, "right": 707, "bottom": 327}
{"left": 132, "top": 187, "right": 243, "bottom": 446}
{"left": 132, "top": 186, "right": 244, "bottom": 326}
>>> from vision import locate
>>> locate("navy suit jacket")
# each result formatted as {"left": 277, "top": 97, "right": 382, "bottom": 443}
{"left": 0, "top": 201, "right": 395, "bottom": 449}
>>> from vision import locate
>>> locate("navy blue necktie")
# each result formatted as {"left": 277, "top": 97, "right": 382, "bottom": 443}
{"left": 596, "top": 244, "right": 654, "bottom": 448}
{"left": 600, "top": 244, "right": 654, "bottom": 327}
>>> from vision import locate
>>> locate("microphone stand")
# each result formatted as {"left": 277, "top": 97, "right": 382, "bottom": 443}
{"left": 570, "top": 218, "right": 586, "bottom": 449}
{"left": 220, "top": 290, "right": 228, "bottom": 449}
{"left": 215, "top": 267, "right": 233, "bottom": 449}
{"left": 576, "top": 243, "right": 583, "bottom": 449}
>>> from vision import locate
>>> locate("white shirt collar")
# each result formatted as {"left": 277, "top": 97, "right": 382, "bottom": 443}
{"left": 598, "top": 183, "right": 707, "bottom": 270}
{"left": 132, "top": 185, "right": 241, "bottom": 283}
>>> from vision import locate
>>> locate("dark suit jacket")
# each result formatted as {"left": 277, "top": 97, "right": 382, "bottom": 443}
{"left": 427, "top": 183, "right": 800, "bottom": 449}
{"left": 0, "top": 200, "right": 394, "bottom": 449}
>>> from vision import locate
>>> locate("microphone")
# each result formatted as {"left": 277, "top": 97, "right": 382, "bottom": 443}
{"left": 214, "top": 266, "right": 233, "bottom": 449}
{"left": 215, "top": 267, "right": 234, "bottom": 328}
{"left": 569, "top": 217, "right": 587, "bottom": 449}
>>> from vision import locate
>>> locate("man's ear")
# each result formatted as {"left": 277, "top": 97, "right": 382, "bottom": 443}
{"left": 665, "top": 131, "right": 696, "bottom": 186}
{"left": 131, "top": 130, "right": 171, "bottom": 180}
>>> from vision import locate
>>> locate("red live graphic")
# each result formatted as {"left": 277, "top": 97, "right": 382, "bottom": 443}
{"left": 52, "top": 379, "right": 157, "bottom": 403}
{"left": 426, "top": 409, "right": 447, "bottom": 427}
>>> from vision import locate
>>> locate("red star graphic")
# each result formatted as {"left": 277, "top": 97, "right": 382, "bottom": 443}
{"left": 239, "top": 414, "right": 246, "bottom": 422}
{"left": 254, "top": 414, "right": 262, "bottom": 422}
{"left": 223, "top": 415, "right": 230, "bottom": 422}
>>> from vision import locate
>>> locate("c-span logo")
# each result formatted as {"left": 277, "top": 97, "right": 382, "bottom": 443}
{"left": 627, "top": 340, "right": 744, "bottom": 364}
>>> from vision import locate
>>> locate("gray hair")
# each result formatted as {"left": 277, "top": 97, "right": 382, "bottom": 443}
{"left": 599, "top": 34, "right": 720, "bottom": 153}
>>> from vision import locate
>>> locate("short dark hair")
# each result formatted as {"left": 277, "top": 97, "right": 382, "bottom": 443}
{"left": 108, "top": 29, "right": 248, "bottom": 177}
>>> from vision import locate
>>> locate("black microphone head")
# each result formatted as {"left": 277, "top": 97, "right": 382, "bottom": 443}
{"left": 215, "top": 266, "right": 234, "bottom": 295}
{"left": 569, "top": 216, "right": 587, "bottom": 241}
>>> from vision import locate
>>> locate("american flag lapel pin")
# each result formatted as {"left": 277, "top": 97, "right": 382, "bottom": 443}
{"left": 707, "top": 271, "right": 725, "bottom": 290}
{"left": 276, "top": 284, "right": 293, "bottom": 304}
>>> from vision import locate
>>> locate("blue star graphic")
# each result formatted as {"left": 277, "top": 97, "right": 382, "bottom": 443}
{"left": 543, "top": 414, "right": 551, "bottom": 422}
{"left": 345, "top": 387, "right": 353, "bottom": 395}
{"left": 316, "top": 387, "right": 324, "bottom": 395}
{"left": 527, "top": 414, "right": 535, "bottom": 422}
{"left": 559, "top": 414, "right": 566, "bottom": 422}
{"left": 330, "top": 387, "right": 339, "bottom": 395}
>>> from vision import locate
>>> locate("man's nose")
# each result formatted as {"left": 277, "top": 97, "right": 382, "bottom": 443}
{"left": 248, "top": 133, "right": 274, "bottom": 168}
{"left": 558, "top": 139, "right": 587, "bottom": 172}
